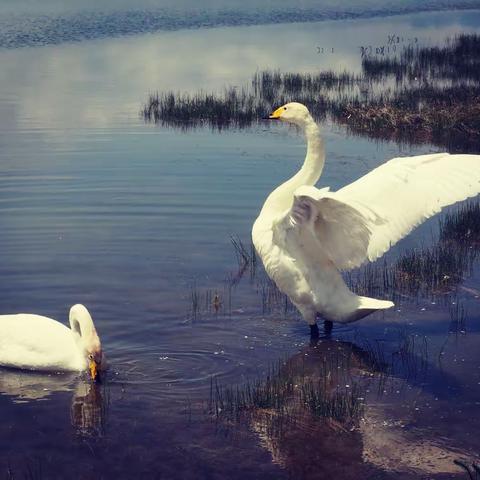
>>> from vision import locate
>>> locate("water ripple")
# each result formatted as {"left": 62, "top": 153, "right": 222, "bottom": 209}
{"left": 1, "top": 2, "right": 480, "bottom": 48}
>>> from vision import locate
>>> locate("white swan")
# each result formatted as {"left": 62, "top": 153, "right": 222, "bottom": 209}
{"left": 0, "top": 304, "right": 104, "bottom": 380}
{"left": 252, "top": 102, "right": 480, "bottom": 335}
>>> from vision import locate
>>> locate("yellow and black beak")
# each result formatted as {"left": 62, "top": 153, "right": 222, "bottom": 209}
{"left": 268, "top": 106, "right": 284, "bottom": 119}
{"left": 89, "top": 359, "right": 100, "bottom": 382}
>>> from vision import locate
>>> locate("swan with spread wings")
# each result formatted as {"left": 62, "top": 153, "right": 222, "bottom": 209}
{"left": 252, "top": 102, "right": 480, "bottom": 336}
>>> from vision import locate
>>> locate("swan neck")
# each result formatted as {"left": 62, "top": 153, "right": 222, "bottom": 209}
{"left": 301, "top": 117, "right": 324, "bottom": 184}
{"left": 256, "top": 115, "right": 324, "bottom": 219}
{"left": 69, "top": 305, "right": 99, "bottom": 354}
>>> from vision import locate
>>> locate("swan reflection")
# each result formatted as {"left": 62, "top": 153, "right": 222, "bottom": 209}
{"left": 0, "top": 368, "right": 108, "bottom": 438}
{"left": 70, "top": 382, "right": 109, "bottom": 438}
{"left": 0, "top": 368, "right": 77, "bottom": 403}
{"left": 220, "top": 338, "right": 475, "bottom": 478}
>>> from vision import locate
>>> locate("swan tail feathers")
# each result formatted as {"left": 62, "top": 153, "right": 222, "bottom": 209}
{"left": 358, "top": 296, "right": 394, "bottom": 310}
{"left": 343, "top": 296, "right": 394, "bottom": 323}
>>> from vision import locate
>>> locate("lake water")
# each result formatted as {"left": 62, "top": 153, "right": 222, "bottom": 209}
{"left": 1, "top": 4, "right": 480, "bottom": 479}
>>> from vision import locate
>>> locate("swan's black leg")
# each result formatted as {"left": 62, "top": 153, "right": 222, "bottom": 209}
{"left": 310, "top": 323, "right": 320, "bottom": 339}
{"left": 324, "top": 320, "right": 333, "bottom": 335}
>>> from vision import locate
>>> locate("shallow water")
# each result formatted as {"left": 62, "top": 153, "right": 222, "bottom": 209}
{"left": 0, "top": 6, "right": 480, "bottom": 479}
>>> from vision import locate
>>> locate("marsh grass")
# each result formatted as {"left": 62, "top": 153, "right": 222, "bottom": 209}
{"left": 362, "top": 34, "right": 480, "bottom": 84}
{"left": 189, "top": 283, "right": 232, "bottom": 319}
{"left": 208, "top": 361, "right": 295, "bottom": 420}
{"left": 340, "top": 85, "right": 480, "bottom": 151}
{"left": 208, "top": 352, "right": 365, "bottom": 425}
{"left": 301, "top": 380, "right": 364, "bottom": 421}
{"left": 256, "top": 274, "right": 295, "bottom": 316}
{"left": 230, "top": 235, "right": 257, "bottom": 284}
{"left": 143, "top": 34, "right": 480, "bottom": 149}
{"left": 393, "top": 241, "right": 476, "bottom": 296}
{"left": 143, "top": 89, "right": 267, "bottom": 130}
{"left": 440, "top": 201, "right": 480, "bottom": 245}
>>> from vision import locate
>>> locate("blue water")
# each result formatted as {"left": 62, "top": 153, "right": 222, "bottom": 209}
{"left": 0, "top": 7, "right": 479, "bottom": 479}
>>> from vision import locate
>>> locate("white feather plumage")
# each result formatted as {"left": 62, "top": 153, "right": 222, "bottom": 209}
{"left": 253, "top": 102, "right": 480, "bottom": 328}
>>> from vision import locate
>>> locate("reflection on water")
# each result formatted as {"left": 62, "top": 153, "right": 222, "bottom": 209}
{"left": 0, "top": 368, "right": 108, "bottom": 437}
{"left": 231, "top": 338, "right": 479, "bottom": 478}
{"left": 0, "top": 368, "right": 77, "bottom": 403}
{"left": 71, "top": 382, "right": 109, "bottom": 438}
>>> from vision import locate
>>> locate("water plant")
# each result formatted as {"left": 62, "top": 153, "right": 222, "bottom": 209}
{"left": 230, "top": 235, "right": 257, "bottom": 284}
{"left": 208, "top": 347, "right": 366, "bottom": 425}
{"left": 189, "top": 284, "right": 228, "bottom": 319}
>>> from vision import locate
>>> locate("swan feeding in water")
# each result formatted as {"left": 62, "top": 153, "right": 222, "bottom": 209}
{"left": 252, "top": 102, "right": 480, "bottom": 336}
{"left": 0, "top": 304, "right": 104, "bottom": 380}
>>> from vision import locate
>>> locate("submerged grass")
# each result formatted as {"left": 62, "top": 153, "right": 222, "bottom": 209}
{"left": 143, "top": 34, "right": 480, "bottom": 150}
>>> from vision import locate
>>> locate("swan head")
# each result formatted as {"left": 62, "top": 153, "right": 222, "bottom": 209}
{"left": 69, "top": 304, "right": 104, "bottom": 382}
{"left": 268, "top": 102, "right": 312, "bottom": 126}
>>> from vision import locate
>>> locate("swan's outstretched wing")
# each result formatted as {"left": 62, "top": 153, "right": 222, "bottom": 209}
{"left": 274, "top": 153, "right": 480, "bottom": 271}
{"left": 338, "top": 153, "right": 480, "bottom": 263}
{"left": 273, "top": 186, "right": 373, "bottom": 270}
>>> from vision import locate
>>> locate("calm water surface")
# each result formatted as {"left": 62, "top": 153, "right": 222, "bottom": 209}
{"left": 0, "top": 6, "right": 480, "bottom": 479}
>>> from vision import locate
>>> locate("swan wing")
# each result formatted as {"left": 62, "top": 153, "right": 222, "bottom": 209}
{"left": 337, "top": 153, "right": 480, "bottom": 263}
{"left": 274, "top": 152, "right": 480, "bottom": 271}
{"left": 272, "top": 185, "right": 373, "bottom": 271}
{"left": 0, "top": 314, "right": 83, "bottom": 372}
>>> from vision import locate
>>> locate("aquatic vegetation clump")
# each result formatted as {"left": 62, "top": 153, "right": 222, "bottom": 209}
{"left": 339, "top": 85, "right": 480, "bottom": 151}
{"left": 208, "top": 361, "right": 296, "bottom": 420}
{"left": 142, "top": 89, "right": 267, "bottom": 130}
{"left": 440, "top": 201, "right": 480, "bottom": 244}
{"left": 209, "top": 342, "right": 368, "bottom": 428}
{"left": 301, "top": 380, "right": 364, "bottom": 421}
{"left": 362, "top": 34, "right": 480, "bottom": 84}
{"left": 393, "top": 241, "right": 475, "bottom": 295}
{"left": 188, "top": 282, "right": 232, "bottom": 319}
{"left": 143, "top": 34, "right": 480, "bottom": 150}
